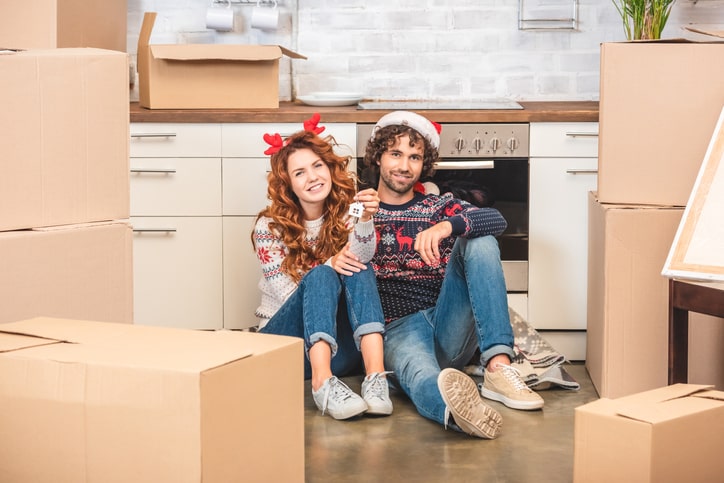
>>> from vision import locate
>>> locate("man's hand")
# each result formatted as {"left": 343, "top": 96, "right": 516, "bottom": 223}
{"left": 414, "top": 221, "right": 452, "bottom": 266}
{"left": 330, "top": 243, "right": 367, "bottom": 276}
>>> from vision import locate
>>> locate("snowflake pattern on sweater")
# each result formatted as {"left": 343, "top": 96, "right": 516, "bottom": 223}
{"left": 372, "top": 191, "right": 507, "bottom": 323}
{"left": 253, "top": 215, "right": 376, "bottom": 326}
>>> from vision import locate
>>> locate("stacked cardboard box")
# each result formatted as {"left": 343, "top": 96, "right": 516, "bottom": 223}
{"left": 587, "top": 40, "right": 724, "bottom": 398}
{"left": 0, "top": 48, "right": 132, "bottom": 324}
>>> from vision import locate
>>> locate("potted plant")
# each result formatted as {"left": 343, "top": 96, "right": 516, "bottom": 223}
{"left": 612, "top": 0, "right": 676, "bottom": 40}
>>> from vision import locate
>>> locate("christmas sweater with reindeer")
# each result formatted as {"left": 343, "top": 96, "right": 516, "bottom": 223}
{"left": 253, "top": 215, "right": 376, "bottom": 328}
{"left": 373, "top": 191, "right": 507, "bottom": 323}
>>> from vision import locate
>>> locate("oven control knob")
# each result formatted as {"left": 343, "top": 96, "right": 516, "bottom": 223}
{"left": 472, "top": 137, "right": 484, "bottom": 152}
{"left": 489, "top": 137, "right": 500, "bottom": 151}
{"left": 507, "top": 137, "right": 520, "bottom": 151}
{"left": 455, "top": 137, "right": 466, "bottom": 152}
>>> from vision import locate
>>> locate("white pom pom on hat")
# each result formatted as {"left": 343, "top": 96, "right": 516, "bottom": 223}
{"left": 371, "top": 111, "right": 441, "bottom": 149}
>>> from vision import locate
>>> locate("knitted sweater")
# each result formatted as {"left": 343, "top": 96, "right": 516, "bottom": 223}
{"left": 372, "top": 191, "right": 507, "bottom": 323}
{"left": 253, "top": 215, "right": 376, "bottom": 327}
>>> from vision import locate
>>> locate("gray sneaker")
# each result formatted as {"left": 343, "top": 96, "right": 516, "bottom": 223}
{"left": 361, "top": 372, "right": 393, "bottom": 416}
{"left": 437, "top": 368, "right": 502, "bottom": 439}
{"left": 312, "top": 376, "right": 367, "bottom": 420}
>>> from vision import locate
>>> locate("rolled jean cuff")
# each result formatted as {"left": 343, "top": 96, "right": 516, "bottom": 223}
{"left": 307, "top": 332, "right": 338, "bottom": 358}
{"left": 352, "top": 322, "right": 385, "bottom": 350}
{"left": 480, "top": 344, "right": 516, "bottom": 367}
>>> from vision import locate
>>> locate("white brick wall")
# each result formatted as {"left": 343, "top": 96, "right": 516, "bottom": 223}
{"left": 127, "top": 0, "right": 724, "bottom": 102}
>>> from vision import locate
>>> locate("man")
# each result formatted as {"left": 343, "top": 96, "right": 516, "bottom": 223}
{"left": 360, "top": 111, "right": 543, "bottom": 439}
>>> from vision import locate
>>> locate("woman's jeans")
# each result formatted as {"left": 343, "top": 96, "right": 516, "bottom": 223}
{"left": 259, "top": 264, "right": 385, "bottom": 379}
{"left": 383, "top": 236, "right": 514, "bottom": 426}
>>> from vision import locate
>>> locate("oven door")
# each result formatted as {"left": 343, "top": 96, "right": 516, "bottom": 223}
{"left": 430, "top": 157, "right": 529, "bottom": 292}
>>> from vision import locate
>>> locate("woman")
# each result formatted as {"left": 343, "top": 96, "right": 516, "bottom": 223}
{"left": 252, "top": 114, "right": 392, "bottom": 420}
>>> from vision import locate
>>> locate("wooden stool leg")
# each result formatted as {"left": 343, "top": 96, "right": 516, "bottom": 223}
{"left": 668, "top": 279, "right": 689, "bottom": 384}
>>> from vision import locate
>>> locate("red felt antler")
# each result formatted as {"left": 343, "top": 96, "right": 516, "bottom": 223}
{"left": 263, "top": 132, "right": 285, "bottom": 155}
{"left": 303, "top": 113, "right": 325, "bottom": 135}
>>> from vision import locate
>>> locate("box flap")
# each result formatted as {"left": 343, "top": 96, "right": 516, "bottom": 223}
{"left": 0, "top": 330, "right": 62, "bottom": 353}
{"left": 614, "top": 384, "right": 721, "bottom": 424}
{"left": 685, "top": 27, "right": 724, "bottom": 40}
{"left": 692, "top": 390, "right": 724, "bottom": 402}
{"left": 150, "top": 44, "right": 284, "bottom": 62}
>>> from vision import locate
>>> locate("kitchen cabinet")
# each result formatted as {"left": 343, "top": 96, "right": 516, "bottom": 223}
{"left": 130, "top": 123, "right": 223, "bottom": 329}
{"left": 528, "top": 122, "right": 599, "bottom": 360}
{"left": 130, "top": 122, "right": 356, "bottom": 330}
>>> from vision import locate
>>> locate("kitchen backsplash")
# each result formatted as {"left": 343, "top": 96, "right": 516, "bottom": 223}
{"left": 127, "top": 0, "right": 724, "bottom": 102}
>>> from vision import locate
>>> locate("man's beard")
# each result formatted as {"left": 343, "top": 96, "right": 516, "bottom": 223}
{"left": 379, "top": 169, "right": 418, "bottom": 195}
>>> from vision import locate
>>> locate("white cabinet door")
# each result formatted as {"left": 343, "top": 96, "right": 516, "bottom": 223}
{"left": 132, "top": 216, "right": 223, "bottom": 329}
{"left": 223, "top": 216, "right": 263, "bottom": 330}
{"left": 529, "top": 122, "right": 598, "bottom": 361}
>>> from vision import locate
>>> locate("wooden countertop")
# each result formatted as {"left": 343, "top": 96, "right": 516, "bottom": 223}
{"left": 130, "top": 101, "right": 599, "bottom": 123}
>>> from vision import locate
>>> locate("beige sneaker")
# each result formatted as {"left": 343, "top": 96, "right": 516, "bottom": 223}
{"left": 480, "top": 363, "right": 544, "bottom": 410}
{"left": 437, "top": 368, "right": 502, "bottom": 439}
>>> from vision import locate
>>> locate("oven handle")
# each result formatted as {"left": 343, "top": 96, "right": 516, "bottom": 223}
{"left": 433, "top": 160, "right": 495, "bottom": 170}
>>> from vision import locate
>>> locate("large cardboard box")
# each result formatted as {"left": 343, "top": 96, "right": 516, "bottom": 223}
{"left": 574, "top": 384, "right": 724, "bottom": 482}
{"left": 586, "top": 192, "right": 682, "bottom": 397}
{"left": 587, "top": 192, "right": 724, "bottom": 397}
{"left": 137, "top": 12, "right": 305, "bottom": 109}
{"left": 0, "top": 317, "right": 304, "bottom": 483}
{"left": 0, "top": 0, "right": 126, "bottom": 52}
{"left": 0, "top": 222, "right": 133, "bottom": 325}
{"left": 598, "top": 41, "right": 724, "bottom": 206}
{"left": 0, "top": 48, "right": 130, "bottom": 232}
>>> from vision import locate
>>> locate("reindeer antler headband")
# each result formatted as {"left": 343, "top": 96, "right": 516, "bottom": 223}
{"left": 263, "top": 113, "right": 326, "bottom": 156}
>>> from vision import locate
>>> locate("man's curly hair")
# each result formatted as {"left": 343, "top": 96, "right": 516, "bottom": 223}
{"left": 252, "top": 130, "right": 356, "bottom": 282}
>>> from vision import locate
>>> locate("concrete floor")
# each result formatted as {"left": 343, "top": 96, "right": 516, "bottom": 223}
{"left": 304, "top": 363, "right": 599, "bottom": 483}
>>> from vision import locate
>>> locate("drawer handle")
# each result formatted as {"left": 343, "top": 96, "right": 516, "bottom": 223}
{"left": 130, "top": 132, "right": 178, "bottom": 138}
{"left": 565, "top": 131, "right": 599, "bottom": 138}
{"left": 434, "top": 160, "right": 495, "bottom": 170}
{"left": 130, "top": 168, "right": 177, "bottom": 174}
{"left": 133, "top": 228, "right": 177, "bottom": 233}
{"left": 566, "top": 168, "right": 598, "bottom": 174}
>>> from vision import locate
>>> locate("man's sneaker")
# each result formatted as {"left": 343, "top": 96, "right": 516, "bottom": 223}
{"left": 361, "top": 372, "right": 394, "bottom": 416}
{"left": 312, "top": 376, "right": 368, "bottom": 420}
{"left": 437, "top": 368, "right": 502, "bottom": 439}
{"left": 480, "top": 363, "right": 544, "bottom": 410}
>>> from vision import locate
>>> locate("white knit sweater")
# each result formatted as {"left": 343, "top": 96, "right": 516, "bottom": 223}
{"left": 253, "top": 215, "right": 376, "bottom": 328}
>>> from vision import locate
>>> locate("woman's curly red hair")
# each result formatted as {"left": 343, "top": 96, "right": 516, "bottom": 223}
{"left": 252, "top": 130, "right": 356, "bottom": 282}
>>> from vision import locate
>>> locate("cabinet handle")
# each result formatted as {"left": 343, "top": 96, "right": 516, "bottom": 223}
{"left": 434, "top": 160, "right": 495, "bottom": 170}
{"left": 130, "top": 168, "right": 177, "bottom": 174}
{"left": 130, "top": 132, "right": 177, "bottom": 138}
{"left": 133, "top": 228, "right": 177, "bottom": 233}
{"left": 565, "top": 131, "right": 599, "bottom": 138}
{"left": 566, "top": 168, "right": 598, "bottom": 174}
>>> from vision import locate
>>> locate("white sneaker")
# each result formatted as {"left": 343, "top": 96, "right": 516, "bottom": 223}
{"left": 312, "top": 376, "right": 367, "bottom": 420}
{"left": 361, "top": 372, "right": 393, "bottom": 416}
{"left": 437, "top": 368, "right": 502, "bottom": 439}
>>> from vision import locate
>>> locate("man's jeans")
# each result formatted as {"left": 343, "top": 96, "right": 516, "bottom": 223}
{"left": 260, "top": 264, "right": 385, "bottom": 379}
{"left": 383, "top": 236, "right": 514, "bottom": 426}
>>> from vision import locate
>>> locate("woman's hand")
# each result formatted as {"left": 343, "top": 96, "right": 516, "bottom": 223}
{"left": 354, "top": 188, "right": 380, "bottom": 223}
{"left": 330, "top": 243, "right": 367, "bottom": 276}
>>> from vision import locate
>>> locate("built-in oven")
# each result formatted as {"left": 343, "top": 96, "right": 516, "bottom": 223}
{"left": 356, "top": 123, "right": 530, "bottom": 293}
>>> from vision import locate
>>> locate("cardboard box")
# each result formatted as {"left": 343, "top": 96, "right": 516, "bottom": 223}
{"left": 0, "top": 317, "right": 304, "bottom": 483}
{"left": 586, "top": 192, "right": 683, "bottom": 397}
{"left": 598, "top": 41, "right": 724, "bottom": 206}
{"left": 137, "top": 12, "right": 305, "bottom": 109}
{"left": 0, "top": 222, "right": 133, "bottom": 325}
{"left": 0, "top": 0, "right": 127, "bottom": 52}
{"left": 0, "top": 48, "right": 130, "bottom": 231}
{"left": 574, "top": 384, "right": 724, "bottom": 482}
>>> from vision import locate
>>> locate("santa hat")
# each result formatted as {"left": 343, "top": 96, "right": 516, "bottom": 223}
{"left": 371, "top": 111, "right": 441, "bottom": 149}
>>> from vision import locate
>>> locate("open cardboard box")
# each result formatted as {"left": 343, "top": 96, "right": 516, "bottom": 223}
{"left": 574, "top": 384, "right": 724, "bottom": 482}
{"left": 137, "top": 12, "right": 306, "bottom": 109}
{"left": 0, "top": 317, "right": 304, "bottom": 482}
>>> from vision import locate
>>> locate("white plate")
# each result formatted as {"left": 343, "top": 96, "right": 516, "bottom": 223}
{"left": 309, "top": 91, "right": 363, "bottom": 99}
{"left": 297, "top": 95, "right": 362, "bottom": 107}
